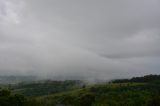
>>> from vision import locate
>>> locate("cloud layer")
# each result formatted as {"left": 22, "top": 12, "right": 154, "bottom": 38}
{"left": 0, "top": 0, "right": 160, "bottom": 79}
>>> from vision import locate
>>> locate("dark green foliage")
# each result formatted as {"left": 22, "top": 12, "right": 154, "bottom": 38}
{"left": 9, "top": 94, "right": 26, "bottom": 106}
{"left": 0, "top": 89, "right": 40, "bottom": 106}
{"left": 0, "top": 89, "right": 10, "bottom": 97}
{"left": 24, "top": 99, "right": 41, "bottom": 106}
{"left": 13, "top": 80, "right": 81, "bottom": 97}
{"left": 0, "top": 89, "right": 11, "bottom": 106}
{"left": 113, "top": 74, "right": 160, "bottom": 83}
{"left": 78, "top": 92, "right": 95, "bottom": 106}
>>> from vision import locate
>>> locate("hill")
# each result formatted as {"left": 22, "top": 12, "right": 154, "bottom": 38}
{"left": 1, "top": 74, "right": 160, "bottom": 106}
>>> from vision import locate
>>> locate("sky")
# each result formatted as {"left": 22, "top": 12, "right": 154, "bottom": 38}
{"left": 0, "top": 0, "right": 160, "bottom": 80}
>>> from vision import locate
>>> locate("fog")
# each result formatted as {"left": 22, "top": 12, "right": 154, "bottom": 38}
{"left": 0, "top": 0, "right": 160, "bottom": 80}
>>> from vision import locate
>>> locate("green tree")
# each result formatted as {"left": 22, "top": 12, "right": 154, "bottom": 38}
{"left": 78, "top": 92, "right": 95, "bottom": 106}
{"left": 9, "top": 94, "right": 26, "bottom": 106}
{"left": 0, "top": 89, "right": 11, "bottom": 106}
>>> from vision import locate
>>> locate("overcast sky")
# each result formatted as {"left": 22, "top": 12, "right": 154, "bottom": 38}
{"left": 0, "top": 0, "right": 160, "bottom": 80}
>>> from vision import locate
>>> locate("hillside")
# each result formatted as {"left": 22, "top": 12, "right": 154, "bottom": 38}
{"left": 0, "top": 75, "right": 160, "bottom": 106}
{"left": 36, "top": 82, "right": 160, "bottom": 106}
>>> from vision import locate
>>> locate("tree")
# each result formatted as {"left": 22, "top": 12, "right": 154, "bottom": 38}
{"left": 9, "top": 94, "right": 26, "bottom": 106}
{"left": 0, "top": 89, "right": 40, "bottom": 106}
{"left": 0, "top": 89, "right": 11, "bottom": 106}
{"left": 78, "top": 92, "right": 95, "bottom": 106}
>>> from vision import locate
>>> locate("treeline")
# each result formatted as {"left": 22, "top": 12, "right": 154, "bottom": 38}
{"left": 112, "top": 74, "right": 160, "bottom": 83}
{"left": 12, "top": 80, "right": 81, "bottom": 97}
{"left": 0, "top": 89, "right": 40, "bottom": 106}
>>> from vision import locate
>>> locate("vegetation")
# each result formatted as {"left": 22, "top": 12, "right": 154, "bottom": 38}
{"left": 12, "top": 80, "right": 81, "bottom": 97}
{"left": 112, "top": 74, "right": 160, "bottom": 83}
{"left": 1, "top": 74, "right": 160, "bottom": 106}
{"left": 0, "top": 89, "right": 40, "bottom": 106}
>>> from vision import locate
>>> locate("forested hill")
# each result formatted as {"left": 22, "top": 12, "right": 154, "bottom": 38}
{"left": 36, "top": 74, "right": 160, "bottom": 106}
{"left": 0, "top": 74, "right": 160, "bottom": 106}
{"left": 112, "top": 74, "right": 160, "bottom": 83}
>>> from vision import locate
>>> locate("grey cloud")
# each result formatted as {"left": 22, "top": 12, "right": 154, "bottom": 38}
{"left": 0, "top": 0, "right": 160, "bottom": 80}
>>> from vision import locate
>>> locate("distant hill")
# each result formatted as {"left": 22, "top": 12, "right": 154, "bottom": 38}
{"left": 0, "top": 76, "right": 37, "bottom": 84}
{"left": 112, "top": 74, "right": 160, "bottom": 83}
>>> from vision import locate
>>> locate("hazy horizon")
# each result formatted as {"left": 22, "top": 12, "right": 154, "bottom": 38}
{"left": 0, "top": 0, "right": 160, "bottom": 80}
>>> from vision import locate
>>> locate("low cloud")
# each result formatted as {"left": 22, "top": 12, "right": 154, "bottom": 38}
{"left": 0, "top": 0, "right": 160, "bottom": 80}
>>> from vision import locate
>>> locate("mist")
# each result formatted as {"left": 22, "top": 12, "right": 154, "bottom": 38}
{"left": 0, "top": 0, "right": 160, "bottom": 80}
